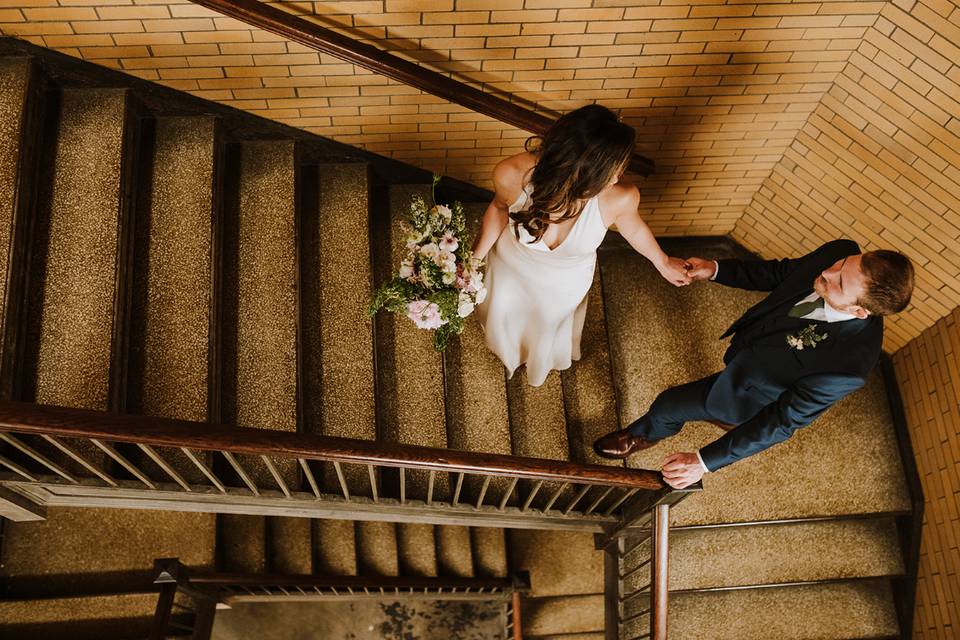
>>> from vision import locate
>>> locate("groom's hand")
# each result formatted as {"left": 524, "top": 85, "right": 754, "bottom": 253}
{"left": 685, "top": 256, "right": 717, "bottom": 281}
{"left": 660, "top": 452, "right": 705, "bottom": 489}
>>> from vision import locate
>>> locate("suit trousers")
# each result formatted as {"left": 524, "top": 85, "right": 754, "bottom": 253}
{"left": 626, "top": 372, "right": 722, "bottom": 441}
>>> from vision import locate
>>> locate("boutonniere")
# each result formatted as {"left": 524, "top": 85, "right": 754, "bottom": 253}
{"left": 786, "top": 324, "right": 828, "bottom": 350}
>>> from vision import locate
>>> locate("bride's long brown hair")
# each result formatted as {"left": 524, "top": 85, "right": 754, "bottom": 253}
{"left": 513, "top": 104, "right": 636, "bottom": 244}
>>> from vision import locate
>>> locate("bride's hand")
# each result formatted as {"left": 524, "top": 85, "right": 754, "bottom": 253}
{"left": 657, "top": 256, "right": 692, "bottom": 287}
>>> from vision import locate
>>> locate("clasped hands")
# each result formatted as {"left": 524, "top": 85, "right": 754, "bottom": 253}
{"left": 658, "top": 255, "right": 717, "bottom": 287}
{"left": 660, "top": 452, "right": 704, "bottom": 490}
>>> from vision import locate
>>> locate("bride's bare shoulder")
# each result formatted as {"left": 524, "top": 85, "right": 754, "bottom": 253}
{"left": 600, "top": 181, "right": 640, "bottom": 221}
{"left": 493, "top": 152, "right": 536, "bottom": 194}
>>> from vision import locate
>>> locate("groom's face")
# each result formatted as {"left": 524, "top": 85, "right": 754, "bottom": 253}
{"left": 814, "top": 254, "right": 870, "bottom": 318}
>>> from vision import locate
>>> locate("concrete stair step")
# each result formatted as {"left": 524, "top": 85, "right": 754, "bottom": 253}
{"left": 128, "top": 115, "right": 218, "bottom": 484}
{"left": 471, "top": 527, "right": 508, "bottom": 579}
{"left": 0, "top": 506, "right": 215, "bottom": 597}
{"left": 622, "top": 579, "right": 900, "bottom": 640}
{"left": 397, "top": 522, "right": 438, "bottom": 577}
{"left": 658, "top": 516, "right": 905, "bottom": 592}
{"left": 219, "top": 139, "right": 302, "bottom": 572}
{"left": 436, "top": 524, "right": 473, "bottom": 578}
{"left": 313, "top": 519, "right": 357, "bottom": 575}
{"left": 356, "top": 520, "right": 399, "bottom": 577}
{"left": 508, "top": 530, "right": 603, "bottom": 598}
{"left": 523, "top": 594, "right": 604, "bottom": 636}
{"left": 218, "top": 513, "right": 265, "bottom": 574}
{"left": 599, "top": 238, "right": 911, "bottom": 525}
{"left": 0, "top": 592, "right": 161, "bottom": 640}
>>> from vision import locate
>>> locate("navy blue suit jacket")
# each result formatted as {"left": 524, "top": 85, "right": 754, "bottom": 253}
{"left": 698, "top": 240, "right": 883, "bottom": 471}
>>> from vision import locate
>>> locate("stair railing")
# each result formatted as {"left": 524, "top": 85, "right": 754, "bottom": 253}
{"left": 150, "top": 558, "right": 530, "bottom": 640}
{"left": 186, "top": 0, "right": 654, "bottom": 177}
{"left": 0, "top": 401, "right": 663, "bottom": 531}
{"left": 598, "top": 488, "right": 700, "bottom": 640}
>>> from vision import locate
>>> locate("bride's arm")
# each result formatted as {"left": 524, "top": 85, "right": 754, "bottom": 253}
{"left": 471, "top": 158, "right": 519, "bottom": 261}
{"left": 608, "top": 185, "right": 691, "bottom": 286}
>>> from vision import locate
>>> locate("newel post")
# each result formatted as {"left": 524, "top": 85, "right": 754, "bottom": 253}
{"left": 650, "top": 503, "right": 670, "bottom": 640}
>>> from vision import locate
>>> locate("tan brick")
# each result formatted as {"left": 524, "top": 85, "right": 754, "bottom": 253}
{"left": 95, "top": 6, "right": 170, "bottom": 20}
{"left": 424, "top": 11, "right": 489, "bottom": 25}
{"left": 143, "top": 18, "right": 215, "bottom": 32}
{"left": 23, "top": 6, "right": 96, "bottom": 20}
{"left": 150, "top": 44, "right": 220, "bottom": 57}
{"left": 114, "top": 33, "right": 184, "bottom": 46}
{"left": 183, "top": 31, "right": 252, "bottom": 44}
{"left": 0, "top": 8, "right": 23, "bottom": 21}
{"left": 71, "top": 20, "right": 144, "bottom": 34}
{"left": 79, "top": 45, "right": 150, "bottom": 59}
{"left": 650, "top": 18, "right": 718, "bottom": 32}
{"left": 158, "top": 67, "right": 225, "bottom": 80}
{"left": 43, "top": 34, "right": 113, "bottom": 47}
{"left": 490, "top": 9, "right": 556, "bottom": 23}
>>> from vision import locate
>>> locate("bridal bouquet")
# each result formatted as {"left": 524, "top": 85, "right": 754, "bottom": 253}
{"left": 369, "top": 175, "right": 486, "bottom": 351}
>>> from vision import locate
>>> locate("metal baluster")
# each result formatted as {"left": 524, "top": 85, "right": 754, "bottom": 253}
{"left": 367, "top": 464, "right": 378, "bottom": 502}
{"left": 603, "top": 487, "right": 638, "bottom": 516}
{"left": 584, "top": 486, "right": 614, "bottom": 515}
{"left": 498, "top": 477, "right": 518, "bottom": 511}
{"left": 399, "top": 467, "right": 406, "bottom": 504}
{"left": 261, "top": 455, "right": 290, "bottom": 498}
{"left": 332, "top": 460, "right": 350, "bottom": 501}
{"left": 222, "top": 452, "right": 259, "bottom": 496}
{"left": 521, "top": 480, "right": 543, "bottom": 511}
{"left": 137, "top": 444, "right": 191, "bottom": 491}
{"left": 181, "top": 448, "right": 226, "bottom": 493}
{"left": 542, "top": 481, "right": 569, "bottom": 512}
{"left": 299, "top": 458, "right": 321, "bottom": 498}
{"left": 452, "top": 472, "right": 464, "bottom": 505}
{"left": 563, "top": 484, "right": 591, "bottom": 515}
{"left": 426, "top": 470, "right": 435, "bottom": 505}
{"left": 0, "top": 453, "right": 38, "bottom": 481}
{"left": 91, "top": 439, "right": 156, "bottom": 489}
{"left": 621, "top": 557, "right": 652, "bottom": 583}
{"left": 0, "top": 433, "right": 77, "bottom": 483}
{"left": 41, "top": 435, "right": 117, "bottom": 486}
{"left": 475, "top": 475, "right": 491, "bottom": 510}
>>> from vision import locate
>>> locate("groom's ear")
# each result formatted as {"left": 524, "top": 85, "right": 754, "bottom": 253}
{"left": 849, "top": 305, "right": 869, "bottom": 319}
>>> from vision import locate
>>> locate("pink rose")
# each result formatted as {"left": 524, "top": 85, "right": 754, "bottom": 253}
{"left": 406, "top": 300, "right": 446, "bottom": 330}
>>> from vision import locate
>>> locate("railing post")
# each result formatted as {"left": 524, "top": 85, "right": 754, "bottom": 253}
{"left": 650, "top": 503, "right": 670, "bottom": 640}
{"left": 602, "top": 535, "right": 622, "bottom": 640}
{"left": 150, "top": 583, "right": 178, "bottom": 640}
{"left": 511, "top": 590, "right": 522, "bottom": 640}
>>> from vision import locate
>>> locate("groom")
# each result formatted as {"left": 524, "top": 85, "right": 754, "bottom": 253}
{"left": 593, "top": 239, "right": 914, "bottom": 489}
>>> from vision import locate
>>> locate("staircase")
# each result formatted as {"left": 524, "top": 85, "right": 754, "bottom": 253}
{"left": 0, "top": 37, "right": 919, "bottom": 640}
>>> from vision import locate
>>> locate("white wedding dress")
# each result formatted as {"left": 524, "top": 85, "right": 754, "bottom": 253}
{"left": 476, "top": 183, "right": 609, "bottom": 387}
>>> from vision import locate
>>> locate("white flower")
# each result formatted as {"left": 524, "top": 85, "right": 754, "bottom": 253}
{"left": 435, "top": 204, "right": 452, "bottom": 223}
{"left": 475, "top": 286, "right": 488, "bottom": 304}
{"left": 399, "top": 261, "right": 415, "bottom": 279}
{"left": 437, "top": 249, "right": 454, "bottom": 265}
{"left": 457, "top": 299, "right": 475, "bottom": 317}
{"left": 439, "top": 232, "right": 459, "bottom": 252}
{"left": 420, "top": 242, "right": 440, "bottom": 260}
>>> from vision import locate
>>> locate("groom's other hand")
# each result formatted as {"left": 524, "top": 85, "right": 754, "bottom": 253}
{"left": 684, "top": 256, "right": 717, "bottom": 281}
{"left": 660, "top": 452, "right": 704, "bottom": 489}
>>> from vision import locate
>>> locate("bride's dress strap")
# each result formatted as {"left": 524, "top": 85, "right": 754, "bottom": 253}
{"left": 508, "top": 182, "right": 534, "bottom": 213}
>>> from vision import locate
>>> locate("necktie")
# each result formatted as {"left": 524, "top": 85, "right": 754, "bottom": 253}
{"left": 788, "top": 296, "right": 825, "bottom": 319}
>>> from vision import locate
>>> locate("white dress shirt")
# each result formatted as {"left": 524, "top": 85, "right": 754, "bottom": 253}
{"left": 695, "top": 261, "right": 856, "bottom": 474}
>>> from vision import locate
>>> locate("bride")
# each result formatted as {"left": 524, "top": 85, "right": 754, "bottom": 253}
{"left": 472, "top": 104, "right": 691, "bottom": 387}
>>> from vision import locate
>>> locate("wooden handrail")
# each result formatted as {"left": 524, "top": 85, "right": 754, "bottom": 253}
{"left": 187, "top": 573, "right": 514, "bottom": 590}
{"left": 0, "top": 401, "right": 663, "bottom": 490}
{"left": 187, "top": 0, "right": 654, "bottom": 176}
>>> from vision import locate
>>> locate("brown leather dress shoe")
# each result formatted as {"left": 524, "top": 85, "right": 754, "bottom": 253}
{"left": 593, "top": 429, "right": 657, "bottom": 459}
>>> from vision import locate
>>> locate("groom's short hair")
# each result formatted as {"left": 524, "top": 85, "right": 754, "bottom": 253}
{"left": 859, "top": 250, "right": 914, "bottom": 316}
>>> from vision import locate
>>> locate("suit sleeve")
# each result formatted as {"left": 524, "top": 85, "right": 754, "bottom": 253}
{"left": 714, "top": 239, "right": 860, "bottom": 292}
{"left": 698, "top": 373, "right": 865, "bottom": 472}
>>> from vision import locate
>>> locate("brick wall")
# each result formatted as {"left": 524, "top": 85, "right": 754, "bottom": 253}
{"left": 730, "top": 0, "right": 960, "bottom": 352}
{"left": 1, "top": 0, "right": 882, "bottom": 240}
{"left": 893, "top": 309, "right": 960, "bottom": 639}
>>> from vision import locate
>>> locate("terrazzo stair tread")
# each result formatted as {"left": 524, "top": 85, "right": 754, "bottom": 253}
{"left": 522, "top": 594, "right": 604, "bottom": 636}
{"left": 470, "top": 527, "right": 508, "bottom": 578}
{"left": 622, "top": 579, "right": 900, "bottom": 640}
{"left": 128, "top": 115, "right": 218, "bottom": 484}
{"left": 376, "top": 183, "right": 449, "bottom": 501}
{"left": 435, "top": 525, "right": 474, "bottom": 578}
{"left": 397, "top": 522, "right": 439, "bottom": 577}
{"left": 218, "top": 513, "right": 266, "bottom": 574}
{"left": 0, "top": 507, "right": 215, "bottom": 596}
{"left": 23, "top": 87, "right": 135, "bottom": 473}
{"left": 301, "top": 164, "right": 374, "bottom": 578}
{"left": 443, "top": 201, "right": 513, "bottom": 504}
{"left": 561, "top": 267, "right": 622, "bottom": 467}
{"left": 356, "top": 520, "right": 399, "bottom": 577}
{"left": 222, "top": 140, "right": 302, "bottom": 575}
{"left": 657, "top": 517, "right": 905, "bottom": 593}
{"left": 0, "top": 591, "right": 161, "bottom": 640}
{"left": 313, "top": 519, "right": 358, "bottom": 576}
{"left": 599, "top": 238, "right": 911, "bottom": 526}
{"left": 269, "top": 516, "right": 313, "bottom": 574}
{"left": 526, "top": 635, "right": 604, "bottom": 640}
{"left": 302, "top": 163, "right": 376, "bottom": 496}
{"left": 508, "top": 530, "right": 603, "bottom": 598}
{"left": 0, "top": 57, "right": 39, "bottom": 401}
